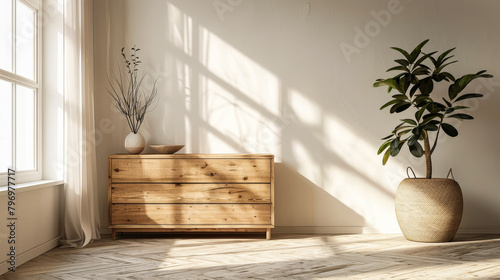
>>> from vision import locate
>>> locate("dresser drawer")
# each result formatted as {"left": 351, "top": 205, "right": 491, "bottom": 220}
{"left": 111, "top": 183, "right": 271, "bottom": 204}
{"left": 111, "top": 204, "right": 271, "bottom": 225}
{"left": 110, "top": 158, "right": 271, "bottom": 183}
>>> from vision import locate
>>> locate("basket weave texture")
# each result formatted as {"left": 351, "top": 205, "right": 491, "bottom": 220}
{"left": 149, "top": 145, "right": 185, "bottom": 154}
{"left": 395, "top": 178, "right": 463, "bottom": 243}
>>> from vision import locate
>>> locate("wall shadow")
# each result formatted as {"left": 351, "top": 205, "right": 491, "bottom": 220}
{"left": 275, "top": 162, "right": 365, "bottom": 230}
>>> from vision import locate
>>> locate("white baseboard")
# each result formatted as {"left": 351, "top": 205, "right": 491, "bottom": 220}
{"left": 0, "top": 236, "right": 60, "bottom": 275}
{"left": 101, "top": 226, "right": 500, "bottom": 236}
{"left": 457, "top": 228, "right": 500, "bottom": 234}
{"left": 272, "top": 226, "right": 399, "bottom": 234}
{"left": 273, "top": 226, "right": 500, "bottom": 235}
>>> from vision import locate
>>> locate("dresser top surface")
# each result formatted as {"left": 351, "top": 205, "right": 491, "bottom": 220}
{"left": 109, "top": 154, "right": 274, "bottom": 159}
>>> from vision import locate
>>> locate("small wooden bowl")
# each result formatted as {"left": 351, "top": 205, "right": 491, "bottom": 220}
{"left": 149, "top": 144, "right": 185, "bottom": 154}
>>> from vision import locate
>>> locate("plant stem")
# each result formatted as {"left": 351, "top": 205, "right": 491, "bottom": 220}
{"left": 424, "top": 136, "right": 432, "bottom": 179}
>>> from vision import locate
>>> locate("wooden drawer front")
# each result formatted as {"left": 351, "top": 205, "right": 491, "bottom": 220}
{"left": 111, "top": 184, "right": 271, "bottom": 204}
{"left": 112, "top": 204, "right": 271, "bottom": 225}
{"left": 111, "top": 159, "right": 271, "bottom": 183}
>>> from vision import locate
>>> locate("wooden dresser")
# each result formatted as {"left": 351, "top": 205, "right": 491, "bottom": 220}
{"left": 108, "top": 154, "right": 274, "bottom": 239}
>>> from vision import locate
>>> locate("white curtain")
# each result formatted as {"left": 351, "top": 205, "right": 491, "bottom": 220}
{"left": 61, "top": 0, "right": 100, "bottom": 248}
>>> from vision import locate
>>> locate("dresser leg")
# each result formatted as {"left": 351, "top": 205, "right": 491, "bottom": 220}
{"left": 266, "top": 228, "right": 271, "bottom": 240}
{"left": 112, "top": 229, "right": 117, "bottom": 240}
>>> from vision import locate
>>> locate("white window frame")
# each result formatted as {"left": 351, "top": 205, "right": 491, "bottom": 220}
{"left": 0, "top": 0, "right": 42, "bottom": 185}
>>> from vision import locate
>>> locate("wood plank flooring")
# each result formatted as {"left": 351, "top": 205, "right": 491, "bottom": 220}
{"left": 2, "top": 234, "right": 500, "bottom": 279}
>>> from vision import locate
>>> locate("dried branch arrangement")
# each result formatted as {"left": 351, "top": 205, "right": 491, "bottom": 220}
{"left": 108, "top": 45, "right": 158, "bottom": 133}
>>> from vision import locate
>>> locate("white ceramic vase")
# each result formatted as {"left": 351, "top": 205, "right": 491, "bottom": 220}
{"left": 124, "top": 132, "right": 145, "bottom": 154}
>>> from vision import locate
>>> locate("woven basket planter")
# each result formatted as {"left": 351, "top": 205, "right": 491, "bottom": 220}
{"left": 395, "top": 178, "right": 463, "bottom": 242}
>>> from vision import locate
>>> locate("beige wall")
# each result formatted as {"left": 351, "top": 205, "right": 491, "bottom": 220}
{"left": 93, "top": 0, "right": 500, "bottom": 233}
{"left": 0, "top": 184, "right": 62, "bottom": 274}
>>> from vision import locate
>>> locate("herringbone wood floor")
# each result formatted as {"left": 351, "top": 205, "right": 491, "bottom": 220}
{"left": 2, "top": 234, "right": 500, "bottom": 279}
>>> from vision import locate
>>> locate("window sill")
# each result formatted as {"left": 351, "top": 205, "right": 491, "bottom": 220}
{"left": 0, "top": 179, "right": 63, "bottom": 196}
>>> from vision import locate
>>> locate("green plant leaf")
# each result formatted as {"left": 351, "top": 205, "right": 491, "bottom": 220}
{"left": 435, "top": 55, "right": 455, "bottom": 67}
{"left": 455, "top": 93, "right": 483, "bottom": 102}
{"left": 390, "top": 139, "right": 404, "bottom": 157}
{"left": 448, "top": 113, "right": 473, "bottom": 120}
{"left": 413, "top": 51, "right": 436, "bottom": 70}
{"left": 408, "top": 39, "right": 430, "bottom": 63}
{"left": 393, "top": 72, "right": 407, "bottom": 80}
{"left": 387, "top": 66, "right": 409, "bottom": 72}
{"left": 379, "top": 99, "right": 400, "bottom": 110}
{"left": 429, "top": 55, "right": 437, "bottom": 65}
{"left": 395, "top": 59, "right": 410, "bottom": 67}
{"left": 390, "top": 47, "right": 411, "bottom": 61}
{"left": 442, "top": 98, "right": 452, "bottom": 107}
{"left": 427, "top": 102, "right": 446, "bottom": 113}
{"left": 373, "top": 78, "right": 401, "bottom": 93}
{"left": 475, "top": 70, "right": 493, "bottom": 78}
{"left": 392, "top": 94, "right": 408, "bottom": 100}
{"left": 436, "top": 47, "right": 456, "bottom": 65}
{"left": 377, "top": 140, "right": 392, "bottom": 155}
{"left": 423, "top": 123, "right": 439, "bottom": 131}
{"left": 441, "top": 123, "right": 458, "bottom": 137}
{"left": 389, "top": 138, "right": 400, "bottom": 157}
{"left": 390, "top": 102, "right": 411, "bottom": 114}
{"left": 398, "top": 129, "right": 413, "bottom": 136}
{"left": 415, "top": 104, "right": 429, "bottom": 122}
{"left": 422, "top": 113, "right": 442, "bottom": 125}
{"left": 441, "top": 72, "right": 456, "bottom": 82}
{"left": 448, "top": 83, "right": 462, "bottom": 100}
{"left": 407, "top": 134, "right": 418, "bottom": 146}
{"left": 411, "top": 126, "right": 422, "bottom": 137}
{"left": 413, "top": 95, "right": 431, "bottom": 105}
{"left": 408, "top": 141, "right": 424, "bottom": 157}
{"left": 448, "top": 71, "right": 492, "bottom": 100}
{"left": 432, "top": 73, "right": 444, "bottom": 82}
{"left": 436, "top": 60, "right": 458, "bottom": 73}
{"left": 409, "top": 84, "right": 419, "bottom": 98}
{"left": 422, "top": 112, "right": 444, "bottom": 119}
{"left": 394, "top": 122, "right": 405, "bottom": 130}
{"left": 418, "top": 77, "right": 434, "bottom": 95}
{"left": 412, "top": 67, "right": 430, "bottom": 76}
{"left": 401, "top": 119, "right": 417, "bottom": 125}
{"left": 390, "top": 137, "right": 400, "bottom": 149}
{"left": 399, "top": 75, "right": 410, "bottom": 93}
{"left": 392, "top": 125, "right": 413, "bottom": 134}
{"left": 458, "top": 74, "right": 479, "bottom": 88}
{"left": 452, "top": 105, "right": 470, "bottom": 110}
{"left": 382, "top": 148, "right": 391, "bottom": 165}
{"left": 381, "top": 135, "right": 393, "bottom": 140}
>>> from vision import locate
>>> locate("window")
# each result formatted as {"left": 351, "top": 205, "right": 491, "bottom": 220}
{"left": 0, "top": 0, "right": 41, "bottom": 184}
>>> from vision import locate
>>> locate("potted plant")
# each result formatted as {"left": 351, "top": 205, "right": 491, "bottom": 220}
{"left": 373, "top": 39, "right": 493, "bottom": 242}
{"left": 108, "top": 45, "right": 158, "bottom": 154}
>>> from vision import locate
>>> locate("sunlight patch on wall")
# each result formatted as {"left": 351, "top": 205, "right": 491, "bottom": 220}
{"left": 183, "top": 26, "right": 285, "bottom": 154}
{"left": 202, "top": 78, "right": 281, "bottom": 154}
{"left": 321, "top": 113, "right": 403, "bottom": 231}
{"left": 199, "top": 27, "right": 280, "bottom": 115}
{"left": 167, "top": 2, "right": 192, "bottom": 56}
{"left": 324, "top": 113, "right": 404, "bottom": 191}
{"left": 289, "top": 88, "right": 321, "bottom": 126}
